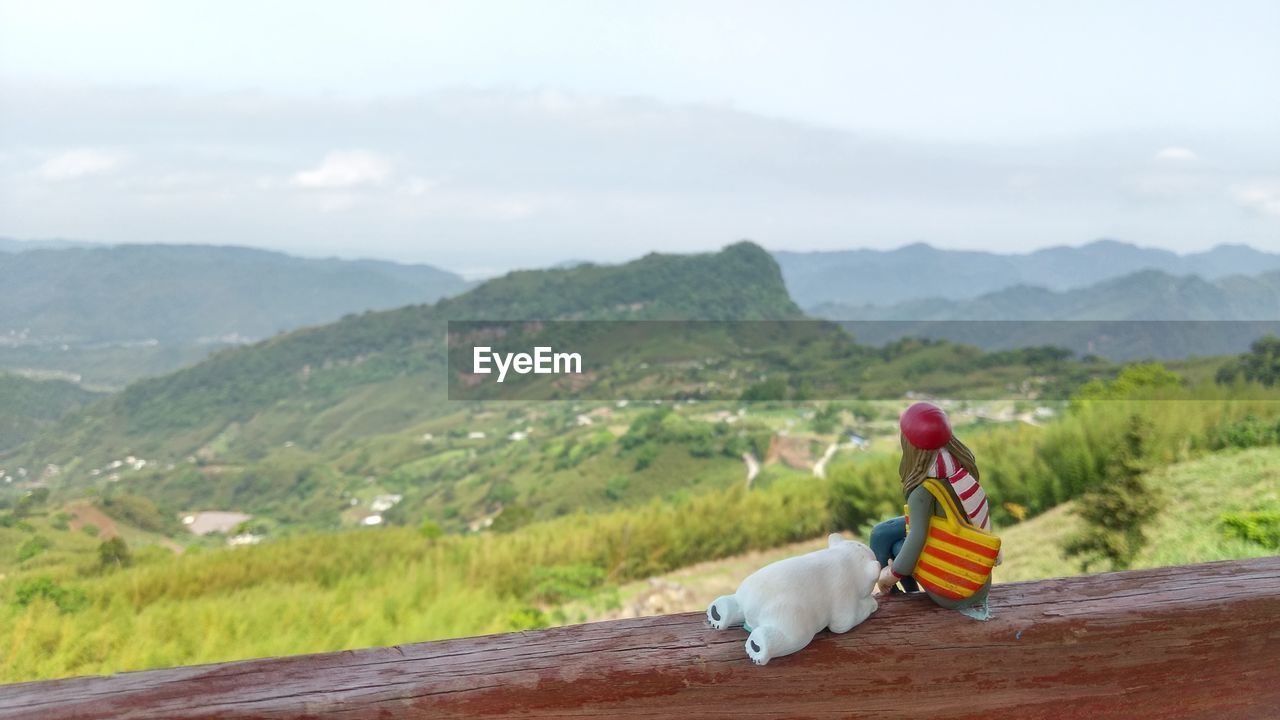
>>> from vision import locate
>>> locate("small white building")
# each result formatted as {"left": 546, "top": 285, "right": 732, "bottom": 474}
{"left": 370, "top": 494, "right": 403, "bottom": 512}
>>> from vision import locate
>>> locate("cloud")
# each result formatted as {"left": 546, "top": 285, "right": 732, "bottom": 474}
{"left": 2, "top": 83, "right": 1274, "bottom": 268}
{"left": 291, "top": 150, "right": 392, "bottom": 189}
{"left": 1154, "top": 146, "right": 1197, "bottom": 162}
{"left": 397, "top": 176, "right": 439, "bottom": 196}
{"left": 1129, "top": 172, "right": 1203, "bottom": 199}
{"left": 38, "top": 149, "right": 122, "bottom": 180}
{"left": 1233, "top": 182, "right": 1280, "bottom": 218}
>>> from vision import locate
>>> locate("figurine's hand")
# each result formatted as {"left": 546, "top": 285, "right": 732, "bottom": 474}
{"left": 875, "top": 562, "right": 899, "bottom": 595}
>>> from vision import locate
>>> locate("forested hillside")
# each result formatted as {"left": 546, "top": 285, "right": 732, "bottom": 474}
{"left": 0, "top": 374, "right": 103, "bottom": 451}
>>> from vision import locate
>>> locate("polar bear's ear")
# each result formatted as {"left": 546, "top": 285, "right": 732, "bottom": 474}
{"left": 828, "top": 532, "right": 845, "bottom": 548}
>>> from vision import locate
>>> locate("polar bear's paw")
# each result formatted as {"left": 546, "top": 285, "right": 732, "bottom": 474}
{"left": 746, "top": 623, "right": 812, "bottom": 665}
{"left": 706, "top": 594, "right": 743, "bottom": 630}
{"left": 745, "top": 628, "right": 771, "bottom": 665}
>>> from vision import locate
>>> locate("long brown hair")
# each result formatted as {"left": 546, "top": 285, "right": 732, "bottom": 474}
{"left": 898, "top": 432, "right": 980, "bottom": 498}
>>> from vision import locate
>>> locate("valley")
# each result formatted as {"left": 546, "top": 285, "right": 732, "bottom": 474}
{"left": 1, "top": 240, "right": 1278, "bottom": 684}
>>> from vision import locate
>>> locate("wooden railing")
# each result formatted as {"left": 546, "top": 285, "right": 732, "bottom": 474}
{"left": 2, "top": 556, "right": 1278, "bottom": 719}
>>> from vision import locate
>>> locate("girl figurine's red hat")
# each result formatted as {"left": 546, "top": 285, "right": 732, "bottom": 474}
{"left": 900, "top": 402, "right": 952, "bottom": 450}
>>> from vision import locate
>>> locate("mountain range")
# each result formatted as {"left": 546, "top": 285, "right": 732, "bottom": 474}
{"left": 774, "top": 240, "right": 1280, "bottom": 309}
{"left": 813, "top": 269, "right": 1280, "bottom": 321}
{"left": 8, "top": 242, "right": 1092, "bottom": 532}
{"left": 16, "top": 242, "right": 803, "bottom": 466}
{"left": 0, "top": 237, "right": 99, "bottom": 253}
{"left": 809, "top": 269, "right": 1280, "bottom": 360}
{"left": 0, "top": 244, "right": 470, "bottom": 344}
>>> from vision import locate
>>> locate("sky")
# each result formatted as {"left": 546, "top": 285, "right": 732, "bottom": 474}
{"left": 1, "top": 1, "right": 1277, "bottom": 277}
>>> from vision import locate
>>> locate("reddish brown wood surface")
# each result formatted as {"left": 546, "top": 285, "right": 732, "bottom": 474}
{"left": 2, "top": 557, "right": 1278, "bottom": 720}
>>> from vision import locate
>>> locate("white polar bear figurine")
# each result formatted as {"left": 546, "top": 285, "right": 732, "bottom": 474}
{"left": 706, "top": 533, "right": 880, "bottom": 665}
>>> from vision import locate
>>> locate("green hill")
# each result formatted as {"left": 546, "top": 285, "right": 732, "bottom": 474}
{"left": 0, "top": 244, "right": 471, "bottom": 386}
{"left": 0, "top": 244, "right": 470, "bottom": 344}
{"left": 25, "top": 241, "right": 800, "bottom": 455}
{"left": 0, "top": 373, "right": 104, "bottom": 452}
{"left": 5, "top": 243, "right": 813, "bottom": 527}
{"left": 7, "top": 241, "right": 1110, "bottom": 537}
{"left": 997, "top": 445, "right": 1280, "bottom": 582}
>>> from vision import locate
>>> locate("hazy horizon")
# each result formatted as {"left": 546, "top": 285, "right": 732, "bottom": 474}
{"left": 2, "top": 1, "right": 1277, "bottom": 276}
{"left": 3, "top": 234, "right": 1274, "bottom": 282}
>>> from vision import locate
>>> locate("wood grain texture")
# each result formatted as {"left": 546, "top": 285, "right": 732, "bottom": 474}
{"left": 3, "top": 557, "right": 1278, "bottom": 720}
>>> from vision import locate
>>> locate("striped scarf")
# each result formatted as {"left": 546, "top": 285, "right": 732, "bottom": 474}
{"left": 934, "top": 448, "right": 991, "bottom": 531}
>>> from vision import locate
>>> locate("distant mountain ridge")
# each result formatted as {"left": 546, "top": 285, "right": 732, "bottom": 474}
{"left": 0, "top": 237, "right": 100, "bottom": 252}
{"left": 810, "top": 268, "right": 1280, "bottom": 360}
{"left": 774, "top": 240, "right": 1280, "bottom": 309}
{"left": 0, "top": 244, "right": 471, "bottom": 343}
{"left": 812, "top": 269, "right": 1280, "bottom": 321}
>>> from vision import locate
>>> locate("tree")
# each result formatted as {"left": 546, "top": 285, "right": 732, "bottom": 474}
{"left": 810, "top": 404, "right": 839, "bottom": 434}
{"left": 418, "top": 519, "right": 443, "bottom": 540}
{"left": 1216, "top": 335, "right": 1280, "bottom": 387}
{"left": 740, "top": 378, "right": 787, "bottom": 402}
{"left": 1064, "top": 415, "right": 1161, "bottom": 571}
{"left": 13, "top": 487, "right": 50, "bottom": 518}
{"left": 98, "top": 537, "right": 132, "bottom": 570}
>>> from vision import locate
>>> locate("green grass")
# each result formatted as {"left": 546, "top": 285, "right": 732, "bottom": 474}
{"left": 0, "top": 502, "right": 182, "bottom": 580}
{"left": 4, "top": 412, "right": 1278, "bottom": 683}
{"left": 997, "top": 446, "right": 1280, "bottom": 582}
{"left": 0, "top": 473, "right": 830, "bottom": 683}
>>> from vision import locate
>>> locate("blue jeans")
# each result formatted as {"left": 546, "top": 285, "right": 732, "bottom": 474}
{"left": 869, "top": 516, "right": 920, "bottom": 592}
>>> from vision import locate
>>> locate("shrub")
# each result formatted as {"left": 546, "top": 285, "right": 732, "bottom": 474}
{"left": 13, "top": 577, "right": 88, "bottom": 614}
{"left": 604, "top": 476, "right": 629, "bottom": 501}
{"left": 17, "top": 535, "right": 53, "bottom": 562}
{"left": 633, "top": 444, "right": 658, "bottom": 471}
{"left": 98, "top": 537, "right": 132, "bottom": 570}
{"left": 490, "top": 504, "right": 534, "bottom": 533}
{"left": 1064, "top": 415, "right": 1162, "bottom": 571}
{"left": 51, "top": 512, "right": 71, "bottom": 531}
{"left": 740, "top": 378, "right": 787, "bottom": 402}
{"left": 1220, "top": 511, "right": 1280, "bottom": 550}
{"left": 529, "top": 564, "right": 606, "bottom": 603}
{"left": 810, "top": 404, "right": 839, "bottom": 434}
{"left": 418, "top": 520, "right": 443, "bottom": 540}
{"left": 1206, "top": 415, "right": 1280, "bottom": 450}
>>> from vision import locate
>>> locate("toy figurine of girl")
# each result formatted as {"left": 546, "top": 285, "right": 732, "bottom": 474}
{"left": 870, "top": 402, "right": 1000, "bottom": 618}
